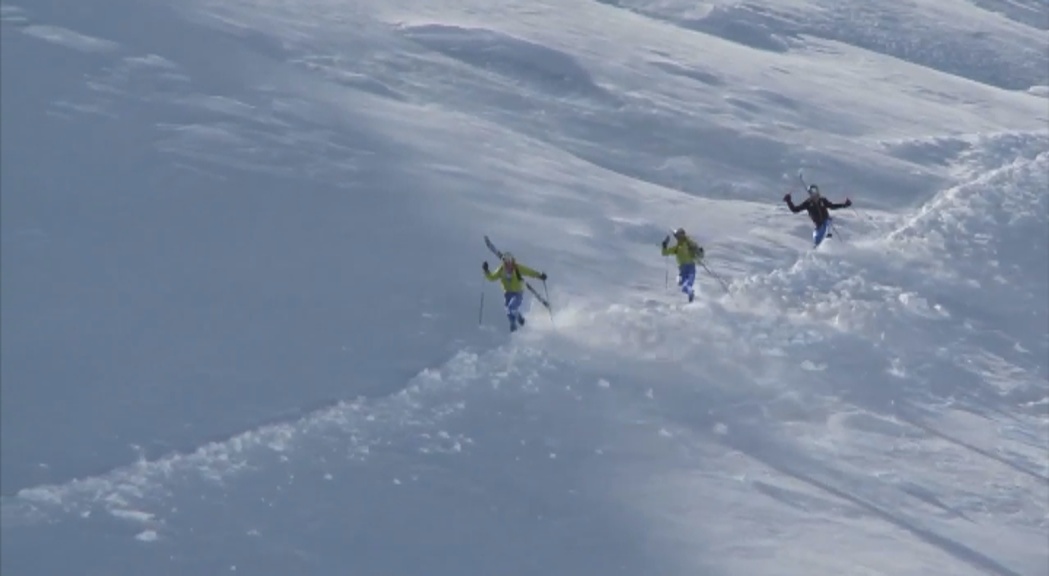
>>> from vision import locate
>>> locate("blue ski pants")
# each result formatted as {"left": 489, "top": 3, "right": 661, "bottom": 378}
{"left": 504, "top": 291, "right": 524, "bottom": 322}
{"left": 813, "top": 218, "right": 832, "bottom": 246}
{"left": 678, "top": 263, "right": 697, "bottom": 301}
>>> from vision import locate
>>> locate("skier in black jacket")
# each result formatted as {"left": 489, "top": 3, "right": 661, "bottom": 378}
{"left": 783, "top": 184, "right": 852, "bottom": 247}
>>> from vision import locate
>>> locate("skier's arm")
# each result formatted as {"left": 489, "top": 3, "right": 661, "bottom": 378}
{"left": 661, "top": 236, "right": 677, "bottom": 256}
{"left": 518, "top": 264, "right": 548, "bottom": 280}
{"left": 518, "top": 264, "right": 541, "bottom": 278}
{"left": 785, "top": 196, "right": 805, "bottom": 213}
{"left": 484, "top": 263, "right": 503, "bottom": 281}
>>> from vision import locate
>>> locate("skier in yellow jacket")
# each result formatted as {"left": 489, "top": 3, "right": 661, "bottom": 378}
{"left": 483, "top": 252, "right": 547, "bottom": 332}
{"left": 661, "top": 228, "right": 704, "bottom": 303}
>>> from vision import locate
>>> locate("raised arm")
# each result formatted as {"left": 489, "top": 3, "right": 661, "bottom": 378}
{"left": 784, "top": 194, "right": 805, "bottom": 213}
{"left": 483, "top": 262, "right": 503, "bottom": 281}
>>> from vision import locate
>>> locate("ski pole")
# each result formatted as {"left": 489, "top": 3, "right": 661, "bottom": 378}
{"left": 851, "top": 204, "right": 874, "bottom": 225}
{"left": 830, "top": 220, "right": 845, "bottom": 242}
{"left": 525, "top": 282, "right": 550, "bottom": 309}
{"left": 478, "top": 291, "right": 485, "bottom": 325}
{"left": 542, "top": 279, "right": 554, "bottom": 323}
{"left": 701, "top": 262, "right": 730, "bottom": 294}
{"left": 524, "top": 281, "right": 554, "bottom": 325}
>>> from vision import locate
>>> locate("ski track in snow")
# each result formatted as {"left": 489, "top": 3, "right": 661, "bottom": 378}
{"left": 2, "top": 1, "right": 1046, "bottom": 575}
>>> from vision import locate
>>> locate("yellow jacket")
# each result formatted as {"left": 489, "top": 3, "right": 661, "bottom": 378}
{"left": 662, "top": 238, "right": 704, "bottom": 266}
{"left": 485, "top": 261, "right": 542, "bottom": 292}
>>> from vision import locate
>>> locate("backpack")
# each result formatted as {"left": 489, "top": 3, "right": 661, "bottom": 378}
{"left": 687, "top": 239, "right": 704, "bottom": 262}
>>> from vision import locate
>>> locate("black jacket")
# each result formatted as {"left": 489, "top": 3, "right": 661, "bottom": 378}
{"left": 786, "top": 196, "right": 848, "bottom": 227}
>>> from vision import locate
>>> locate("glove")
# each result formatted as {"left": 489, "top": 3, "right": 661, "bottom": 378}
{"left": 783, "top": 193, "right": 791, "bottom": 202}
{"left": 539, "top": 272, "right": 548, "bottom": 281}
{"left": 844, "top": 198, "right": 852, "bottom": 207}
{"left": 482, "top": 261, "right": 489, "bottom": 272}
{"left": 697, "top": 246, "right": 705, "bottom": 259}
{"left": 661, "top": 236, "right": 669, "bottom": 249}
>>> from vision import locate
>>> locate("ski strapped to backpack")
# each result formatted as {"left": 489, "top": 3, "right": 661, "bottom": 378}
{"left": 484, "top": 235, "right": 552, "bottom": 311}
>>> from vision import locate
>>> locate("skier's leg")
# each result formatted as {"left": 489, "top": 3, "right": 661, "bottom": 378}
{"left": 679, "top": 263, "right": 697, "bottom": 302}
{"left": 512, "top": 292, "right": 526, "bottom": 326}
{"left": 504, "top": 292, "right": 515, "bottom": 330}
{"left": 504, "top": 291, "right": 524, "bottom": 331}
{"left": 511, "top": 291, "right": 525, "bottom": 325}
{"left": 813, "top": 220, "right": 830, "bottom": 246}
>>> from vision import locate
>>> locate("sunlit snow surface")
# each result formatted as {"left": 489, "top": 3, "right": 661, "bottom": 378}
{"left": 2, "top": 0, "right": 1046, "bottom": 575}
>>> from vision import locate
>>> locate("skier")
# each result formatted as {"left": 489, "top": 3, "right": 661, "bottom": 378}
{"left": 661, "top": 228, "right": 704, "bottom": 303}
{"left": 783, "top": 184, "right": 852, "bottom": 247}
{"left": 482, "top": 252, "right": 548, "bottom": 332}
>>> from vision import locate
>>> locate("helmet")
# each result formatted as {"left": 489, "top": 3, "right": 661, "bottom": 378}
{"left": 673, "top": 227, "right": 686, "bottom": 239}
{"left": 808, "top": 184, "right": 820, "bottom": 197}
{"left": 501, "top": 251, "right": 515, "bottom": 264}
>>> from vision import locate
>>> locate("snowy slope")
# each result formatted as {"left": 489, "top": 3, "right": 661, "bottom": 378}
{"left": 2, "top": 0, "right": 1046, "bottom": 575}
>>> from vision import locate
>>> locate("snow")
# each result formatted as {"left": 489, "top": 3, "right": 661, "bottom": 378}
{"left": 2, "top": 0, "right": 1046, "bottom": 575}
{"left": 19, "top": 24, "right": 120, "bottom": 53}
